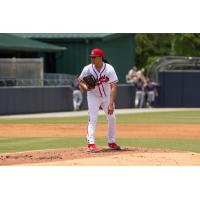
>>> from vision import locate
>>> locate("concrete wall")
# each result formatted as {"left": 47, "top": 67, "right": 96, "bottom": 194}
{"left": 0, "top": 86, "right": 73, "bottom": 115}
{"left": 159, "top": 71, "right": 200, "bottom": 107}
{"left": 0, "top": 85, "right": 136, "bottom": 115}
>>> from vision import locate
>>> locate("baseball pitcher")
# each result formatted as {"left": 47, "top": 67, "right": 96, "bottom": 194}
{"left": 78, "top": 48, "right": 121, "bottom": 152}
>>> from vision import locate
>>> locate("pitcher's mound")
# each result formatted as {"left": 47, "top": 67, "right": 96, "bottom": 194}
{"left": 1, "top": 147, "right": 200, "bottom": 166}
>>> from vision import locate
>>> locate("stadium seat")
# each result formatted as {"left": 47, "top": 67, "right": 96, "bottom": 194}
{"left": 0, "top": 80, "right": 6, "bottom": 86}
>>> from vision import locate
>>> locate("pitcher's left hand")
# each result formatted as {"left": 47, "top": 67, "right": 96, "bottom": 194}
{"left": 108, "top": 103, "right": 114, "bottom": 115}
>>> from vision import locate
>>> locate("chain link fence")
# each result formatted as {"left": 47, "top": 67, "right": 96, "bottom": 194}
{"left": 0, "top": 58, "right": 75, "bottom": 87}
{"left": 0, "top": 58, "right": 43, "bottom": 86}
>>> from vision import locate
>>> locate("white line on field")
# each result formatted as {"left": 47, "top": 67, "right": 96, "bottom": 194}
{"left": 1, "top": 108, "right": 200, "bottom": 119}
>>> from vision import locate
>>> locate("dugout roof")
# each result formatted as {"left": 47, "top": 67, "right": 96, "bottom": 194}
{"left": 0, "top": 34, "right": 66, "bottom": 52}
{"left": 12, "top": 33, "right": 130, "bottom": 41}
{"left": 13, "top": 33, "right": 114, "bottom": 39}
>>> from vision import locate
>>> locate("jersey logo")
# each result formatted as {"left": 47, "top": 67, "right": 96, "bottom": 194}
{"left": 96, "top": 75, "right": 109, "bottom": 85}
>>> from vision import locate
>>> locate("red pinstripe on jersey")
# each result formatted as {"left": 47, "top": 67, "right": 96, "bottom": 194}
{"left": 92, "top": 65, "right": 102, "bottom": 97}
{"left": 100, "top": 64, "right": 107, "bottom": 96}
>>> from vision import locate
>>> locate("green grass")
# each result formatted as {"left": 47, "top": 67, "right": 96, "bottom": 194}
{"left": 0, "top": 110, "right": 200, "bottom": 154}
{"left": 0, "top": 137, "right": 85, "bottom": 153}
{"left": 117, "top": 110, "right": 200, "bottom": 124}
{"left": 0, "top": 116, "right": 88, "bottom": 124}
{"left": 118, "top": 138, "right": 200, "bottom": 153}
{"left": 0, "top": 110, "right": 200, "bottom": 124}
{"left": 1, "top": 137, "right": 200, "bottom": 154}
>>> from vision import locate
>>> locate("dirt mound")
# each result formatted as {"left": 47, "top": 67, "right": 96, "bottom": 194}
{"left": 1, "top": 147, "right": 200, "bottom": 166}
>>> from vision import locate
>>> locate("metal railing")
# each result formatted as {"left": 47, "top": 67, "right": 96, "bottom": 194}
{"left": 148, "top": 56, "right": 200, "bottom": 82}
{"left": 0, "top": 76, "right": 76, "bottom": 87}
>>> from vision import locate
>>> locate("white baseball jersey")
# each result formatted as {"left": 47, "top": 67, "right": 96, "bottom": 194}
{"left": 79, "top": 62, "right": 118, "bottom": 97}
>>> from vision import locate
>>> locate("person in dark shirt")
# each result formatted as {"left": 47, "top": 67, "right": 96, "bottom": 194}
{"left": 72, "top": 75, "right": 83, "bottom": 111}
{"left": 134, "top": 78, "right": 145, "bottom": 108}
{"left": 144, "top": 77, "right": 158, "bottom": 108}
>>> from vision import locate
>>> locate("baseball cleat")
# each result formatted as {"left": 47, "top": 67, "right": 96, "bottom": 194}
{"left": 87, "top": 144, "right": 101, "bottom": 153}
{"left": 108, "top": 143, "right": 121, "bottom": 150}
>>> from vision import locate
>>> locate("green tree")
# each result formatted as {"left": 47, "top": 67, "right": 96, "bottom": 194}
{"left": 135, "top": 33, "right": 200, "bottom": 70}
{"left": 172, "top": 33, "right": 200, "bottom": 56}
{"left": 135, "top": 33, "right": 174, "bottom": 69}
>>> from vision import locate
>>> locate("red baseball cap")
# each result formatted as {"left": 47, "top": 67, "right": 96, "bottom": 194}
{"left": 90, "top": 48, "right": 104, "bottom": 57}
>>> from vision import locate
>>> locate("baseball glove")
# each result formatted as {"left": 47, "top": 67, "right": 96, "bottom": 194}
{"left": 83, "top": 74, "right": 97, "bottom": 89}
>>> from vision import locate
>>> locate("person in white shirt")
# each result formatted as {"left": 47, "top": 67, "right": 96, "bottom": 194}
{"left": 126, "top": 66, "right": 138, "bottom": 84}
{"left": 79, "top": 48, "right": 121, "bottom": 152}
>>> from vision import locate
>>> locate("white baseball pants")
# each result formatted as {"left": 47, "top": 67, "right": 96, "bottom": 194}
{"left": 87, "top": 93, "right": 116, "bottom": 144}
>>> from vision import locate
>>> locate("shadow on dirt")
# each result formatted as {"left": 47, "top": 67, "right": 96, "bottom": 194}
{"left": 95, "top": 147, "right": 139, "bottom": 153}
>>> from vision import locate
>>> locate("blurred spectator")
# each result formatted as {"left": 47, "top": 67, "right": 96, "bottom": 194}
{"left": 126, "top": 66, "right": 138, "bottom": 84}
{"left": 136, "top": 68, "right": 147, "bottom": 84}
{"left": 72, "top": 75, "right": 83, "bottom": 111}
{"left": 144, "top": 77, "right": 158, "bottom": 108}
{"left": 134, "top": 78, "right": 145, "bottom": 108}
